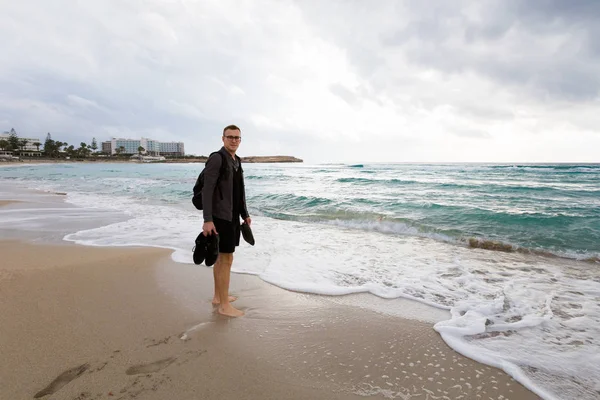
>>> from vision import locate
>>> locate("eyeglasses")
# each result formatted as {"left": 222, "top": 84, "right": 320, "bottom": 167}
{"left": 224, "top": 135, "right": 242, "bottom": 141}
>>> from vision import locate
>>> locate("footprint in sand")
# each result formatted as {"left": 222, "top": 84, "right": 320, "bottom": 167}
{"left": 125, "top": 357, "right": 177, "bottom": 375}
{"left": 145, "top": 336, "right": 171, "bottom": 348}
{"left": 34, "top": 363, "right": 90, "bottom": 398}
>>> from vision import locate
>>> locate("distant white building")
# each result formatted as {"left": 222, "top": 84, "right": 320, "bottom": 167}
{"left": 0, "top": 132, "right": 42, "bottom": 152}
{"left": 159, "top": 141, "right": 185, "bottom": 156}
{"left": 102, "top": 137, "right": 185, "bottom": 156}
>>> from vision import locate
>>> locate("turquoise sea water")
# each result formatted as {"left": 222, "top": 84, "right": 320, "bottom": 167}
{"left": 2, "top": 162, "right": 599, "bottom": 261}
{"left": 248, "top": 163, "right": 600, "bottom": 261}
{"left": 1, "top": 162, "right": 599, "bottom": 400}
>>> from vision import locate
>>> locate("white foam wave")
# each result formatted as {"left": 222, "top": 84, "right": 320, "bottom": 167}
{"left": 63, "top": 192, "right": 202, "bottom": 263}
{"left": 319, "top": 218, "right": 457, "bottom": 244}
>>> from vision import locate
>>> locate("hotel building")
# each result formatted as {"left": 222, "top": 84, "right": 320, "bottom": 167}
{"left": 0, "top": 132, "right": 43, "bottom": 157}
{"left": 159, "top": 141, "right": 185, "bottom": 157}
{"left": 102, "top": 138, "right": 185, "bottom": 156}
{"left": 0, "top": 132, "right": 42, "bottom": 152}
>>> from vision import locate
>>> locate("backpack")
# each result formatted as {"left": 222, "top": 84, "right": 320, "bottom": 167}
{"left": 192, "top": 151, "right": 227, "bottom": 210}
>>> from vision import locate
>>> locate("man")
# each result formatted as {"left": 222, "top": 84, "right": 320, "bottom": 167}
{"left": 202, "top": 125, "right": 251, "bottom": 317}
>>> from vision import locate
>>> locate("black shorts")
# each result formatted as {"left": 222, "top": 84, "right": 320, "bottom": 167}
{"left": 213, "top": 217, "right": 240, "bottom": 253}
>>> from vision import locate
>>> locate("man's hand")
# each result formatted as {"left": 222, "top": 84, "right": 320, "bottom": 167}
{"left": 203, "top": 221, "right": 218, "bottom": 236}
{"left": 244, "top": 217, "right": 252, "bottom": 226}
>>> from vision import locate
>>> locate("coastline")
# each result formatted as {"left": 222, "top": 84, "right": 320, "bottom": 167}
{"left": 0, "top": 196, "right": 539, "bottom": 399}
{"left": 0, "top": 155, "right": 303, "bottom": 164}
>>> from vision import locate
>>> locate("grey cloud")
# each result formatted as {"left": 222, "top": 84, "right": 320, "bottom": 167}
{"left": 330, "top": 84, "right": 358, "bottom": 106}
{"left": 460, "top": 103, "right": 515, "bottom": 122}
{"left": 510, "top": 0, "right": 600, "bottom": 26}
{"left": 381, "top": 0, "right": 600, "bottom": 101}
{"left": 396, "top": 0, "right": 600, "bottom": 40}
{"left": 296, "top": 0, "right": 600, "bottom": 110}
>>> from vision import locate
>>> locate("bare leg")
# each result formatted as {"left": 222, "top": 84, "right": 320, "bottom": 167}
{"left": 212, "top": 255, "right": 237, "bottom": 304}
{"left": 213, "top": 253, "right": 244, "bottom": 317}
{"left": 213, "top": 260, "right": 218, "bottom": 300}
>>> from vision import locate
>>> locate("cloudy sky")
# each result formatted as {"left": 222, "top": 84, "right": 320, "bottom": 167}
{"left": 1, "top": 0, "right": 599, "bottom": 163}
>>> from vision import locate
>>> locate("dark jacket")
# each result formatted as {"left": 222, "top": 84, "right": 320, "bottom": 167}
{"left": 202, "top": 147, "right": 249, "bottom": 223}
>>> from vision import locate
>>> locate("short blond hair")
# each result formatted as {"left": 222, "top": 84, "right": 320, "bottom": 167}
{"left": 223, "top": 125, "right": 241, "bottom": 135}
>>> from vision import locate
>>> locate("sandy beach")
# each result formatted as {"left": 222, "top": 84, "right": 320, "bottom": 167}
{"left": 0, "top": 231, "right": 540, "bottom": 399}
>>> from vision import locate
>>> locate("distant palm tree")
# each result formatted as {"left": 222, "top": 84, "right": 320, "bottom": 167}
{"left": 0, "top": 139, "right": 8, "bottom": 151}
{"left": 138, "top": 146, "right": 145, "bottom": 155}
{"left": 90, "top": 138, "right": 98, "bottom": 153}
{"left": 78, "top": 142, "right": 89, "bottom": 158}
{"left": 33, "top": 142, "right": 42, "bottom": 151}
{"left": 18, "top": 139, "right": 28, "bottom": 151}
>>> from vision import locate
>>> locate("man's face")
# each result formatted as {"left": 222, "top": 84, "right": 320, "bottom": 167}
{"left": 222, "top": 129, "right": 242, "bottom": 153}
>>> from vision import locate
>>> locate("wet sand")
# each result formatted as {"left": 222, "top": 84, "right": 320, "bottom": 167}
{"left": 0, "top": 199, "right": 21, "bottom": 206}
{"left": 0, "top": 239, "right": 540, "bottom": 399}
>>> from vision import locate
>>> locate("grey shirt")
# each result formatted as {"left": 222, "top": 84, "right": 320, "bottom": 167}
{"left": 202, "top": 147, "right": 249, "bottom": 222}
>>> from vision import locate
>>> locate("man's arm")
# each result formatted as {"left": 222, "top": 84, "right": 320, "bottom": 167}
{"left": 202, "top": 153, "right": 222, "bottom": 223}
{"left": 240, "top": 163, "right": 251, "bottom": 225}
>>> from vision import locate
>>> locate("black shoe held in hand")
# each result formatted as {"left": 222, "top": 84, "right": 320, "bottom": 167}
{"left": 241, "top": 222, "right": 255, "bottom": 246}
{"left": 205, "top": 233, "right": 220, "bottom": 266}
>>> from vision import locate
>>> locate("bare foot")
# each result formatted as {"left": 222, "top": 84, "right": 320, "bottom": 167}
{"left": 218, "top": 304, "right": 245, "bottom": 317}
{"left": 212, "top": 296, "right": 237, "bottom": 305}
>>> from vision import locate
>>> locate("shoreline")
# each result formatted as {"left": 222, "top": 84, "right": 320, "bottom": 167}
{"left": 0, "top": 155, "right": 303, "bottom": 164}
{"left": 0, "top": 199, "right": 21, "bottom": 206}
